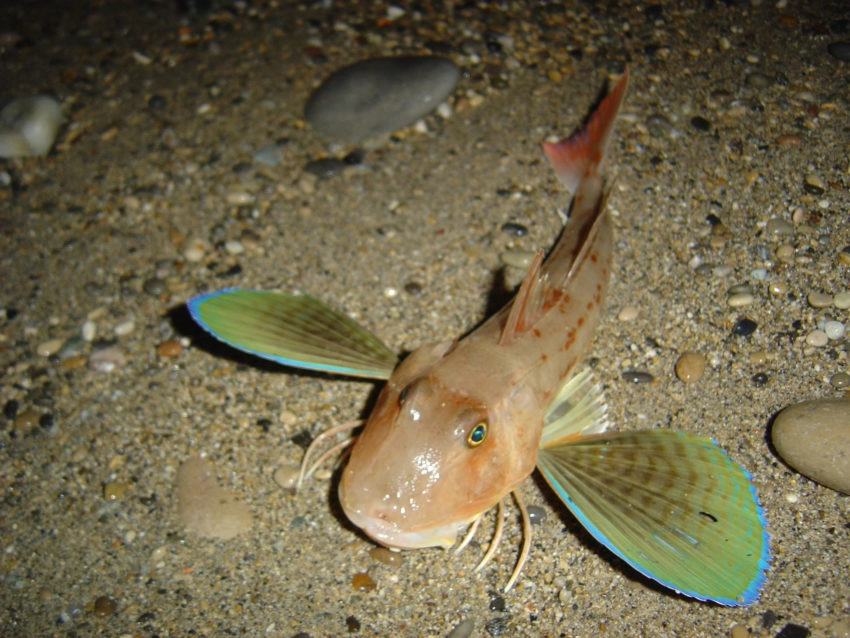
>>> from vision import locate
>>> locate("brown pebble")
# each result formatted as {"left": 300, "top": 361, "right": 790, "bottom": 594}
{"left": 103, "top": 481, "right": 129, "bottom": 501}
{"left": 369, "top": 546, "right": 404, "bottom": 568}
{"left": 775, "top": 134, "right": 801, "bottom": 146}
{"left": 351, "top": 572, "right": 377, "bottom": 591}
{"left": 92, "top": 595, "right": 118, "bottom": 617}
{"left": 13, "top": 409, "right": 41, "bottom": 436}
{"left": 730, "top": 623, "right": 750, "bottom": 638}
{"left": 156, "top": 339, "right": 183, "bottom": 357}
{"left": 675, "top": 352, "right": 706, "bottom": 384}
{"left": 61, "top": 354, "right": 88, "bottom": 369}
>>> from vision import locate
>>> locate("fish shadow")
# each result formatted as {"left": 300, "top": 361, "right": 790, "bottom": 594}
{"left": 529, "top": 471, "right": 696, "bottom": 603}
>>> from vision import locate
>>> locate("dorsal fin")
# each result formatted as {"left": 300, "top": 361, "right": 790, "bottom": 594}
{"left": 499, "top": 249, "right": 545, "bottom": 345}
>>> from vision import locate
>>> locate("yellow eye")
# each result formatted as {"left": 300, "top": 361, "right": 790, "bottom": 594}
{"left": 467, "top": 421, "right": 488, "bottom": 447}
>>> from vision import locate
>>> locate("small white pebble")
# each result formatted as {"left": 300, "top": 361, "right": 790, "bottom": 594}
{"left": 81, "top": 320, "right": 96, "bottom": 342}
{"left": 618, "top": 305, "right": 639, "bottom": 321}
{"left": 727, "top": 292, "right": 754, "bottom": 307}
{"left": 436, "top": 102, "right": 453, "bottom": 119}
{"left": 501, "top": 249, "right": 536, "bottom": 269}
{"left": 224, "top": 240, "right": 244, "bottom": 255}
{"left": 36, "top": 338, "right": 64, "bottom": 357}
{"left": 114, "top": 319, "right": 135, "bottom": 337}
{"left": 226, "top": 191, "right": 254, "bottom": 206}
{"left": 384, "top": 287, "right": 398, "bottom": 298}
{"left": 273, "top": 465, "right": 300, "bottom": 489}
{"left": 785, "top": 492, "right": 799, "bottom": 504}
{"left": 181, "top": 237, "right": 208, "bottom": 262}
{"left": 805, "top": 330, "right": 828, "bottom": 347}
{"left": 824, "top": 321, "right": 845, "bottom": 340}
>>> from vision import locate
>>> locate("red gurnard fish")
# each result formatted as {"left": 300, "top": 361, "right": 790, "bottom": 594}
{"left": 188, "top": 69, "right": 769, "bottom": 605}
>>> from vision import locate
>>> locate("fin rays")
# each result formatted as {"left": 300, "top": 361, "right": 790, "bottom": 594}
{"left": 537, "top": 430, "right": 769, "bottom": 605}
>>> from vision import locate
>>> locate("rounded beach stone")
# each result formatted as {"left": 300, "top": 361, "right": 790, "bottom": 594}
{"left": 772, "top": 398, "right": 850, "bottom": 494}
{"left": 304, "top": 56, "right": 460, "bottom": 141}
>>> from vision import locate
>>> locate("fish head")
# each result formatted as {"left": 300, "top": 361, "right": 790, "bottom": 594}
{"left": 339, "top": 341, "right": 534, "bottom": 550}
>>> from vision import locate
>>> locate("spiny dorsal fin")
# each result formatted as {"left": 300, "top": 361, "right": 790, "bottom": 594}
{"left": 499, "top": 249, "right": 545, "bottom": 345}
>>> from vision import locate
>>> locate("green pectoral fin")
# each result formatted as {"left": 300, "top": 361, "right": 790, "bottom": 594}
{"left": 188, "top": 288, "right": 397, "bottom": 379}
{"left": 537, "top": 429, "right": 769, "bottom": 605}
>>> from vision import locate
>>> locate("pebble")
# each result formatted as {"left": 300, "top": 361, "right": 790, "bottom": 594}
{"left": 765, "top": 217, "right": 794, "bottom": 236}
{"left": 143, "top": 277, "right": 167, "bottom": 296}
{"left": 500, "top": 249, "right": 536, "bottom": 269}
{"left": 830, "top": 372, "right": 850, "bottom": 389}
{"left": 727, "top": 292, "right": 754, "bottom": 308}
{"left": 617, "top": 305, "right": 639, "bottom": 321}
{"left": 58, "top": 337, "right": 86, "bottom": 359}
{"left": 527, "top": 504, "right": 547, "bottom": 524}
{"left": 690, "top": 115, "right": 711, "bottom": 131}
{"left": 13, "top": 409, "right": 40, "bottom": 436}
{"left": 252, "top": 144, "right": 283, "bottom": 166}
{"left": 805, "top": 330, "right": 828, "bottom": 347}
{"left": 92, "top": 595, "right": 118, "bottom": 617}
{"left": 81, "top": 319, "right": 97, "bottom": 341}
{"left": 156, "top": 339, "right": 182, "bottom": 357}
{"left": 0, "top": 95, "right": 64, "bottom": 158}
{"left": 181, "top": 237, "right": 209, "bottom": 262}
{"left": 807, "top": 292, "right": 833, "bottom": 308}
{"left": 622, "top": 370, "right": 654, "bottom": 384}
{"left": 730, "top": 623, "right": 750, "bottom": 638}
{"left": 304, "top": 56, "right": 460, "bottom": 142}
{"left": 103, "top": 481, "right": 129, "bottom": 501}
{"left": 272, "top": 465, "right": 299, "bottom": 489}
{"left": 833, "top": 291, "right": 850, "bottom": 309}
{"left": 175, "top": 457, "right": 253, "bottom": 539}
{"left": 772, "top": 398, "right": 850, "bottom": 493}
{"left": 769, "top": 281, "right": 788, "bottom": 296}
{"left": 113, "top": 319, "right": 135, "bottom": 336}
{"left": 3, "top": 399, "right": 18, "bottom": 419}
{"left": 351, "top": 572, "right": 377, "bottom": 592}
{"left": 36, "top": 338, "right": 64, "bottom": 357}
{"left": 824, "top": 321, "right": 845, "bottom": 340}
{"left": 88, "top": 344, "right": 126, "bottom": 372}
{"left": 369, "top": 547, "right": 404, "bottom": 567}
{"left": 500, "top": 222, "right": 528, "bottom": 237}
{"left": 303, "top": 157, "right": 348, "bottom": 179}
{"left": 732, "top": 318, "right": 758, "bottom": 337}
{"left": 675, "top": 352, "right": 706, "bottom": 383}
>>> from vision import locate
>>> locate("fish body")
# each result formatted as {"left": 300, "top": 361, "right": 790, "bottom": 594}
{"left": 188, "top": 69, "right": 769, "bottom": 605}
{"left": 338, "top": 81, "right": 620, "bottom": 548}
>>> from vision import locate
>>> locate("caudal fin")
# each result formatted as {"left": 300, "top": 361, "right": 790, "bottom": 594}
{"left": 542, "top": 69, "right": 629, "bottom": 192}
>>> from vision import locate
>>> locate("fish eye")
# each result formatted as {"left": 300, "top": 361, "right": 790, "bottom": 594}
{"left": 466, "top": 421, "right": 488, "bottom": 447}
{"left": 398, "top": 384, "right": 410, "bottom": 405}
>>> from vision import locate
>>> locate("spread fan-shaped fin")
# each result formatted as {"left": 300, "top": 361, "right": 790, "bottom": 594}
{"left": 536, "top": 429, "right": 769, "bottom": 605}
{"left": 188, "top": 288, "right": 397, "bottom": 379}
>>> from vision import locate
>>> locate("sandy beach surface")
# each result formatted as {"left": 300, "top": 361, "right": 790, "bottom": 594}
{"left": 1, "top": 0, "right": 848, "bottom": 635}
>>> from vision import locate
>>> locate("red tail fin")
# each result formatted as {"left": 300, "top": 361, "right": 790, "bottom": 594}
{"left": 542, "top": 69, "right": 629, "bottom": 192}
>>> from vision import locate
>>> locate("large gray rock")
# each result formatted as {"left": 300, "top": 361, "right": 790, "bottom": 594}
{"left": 772, "top": 398, "right": 850, "bottom": 494}
{"left": 304, "top": 56, "right": 459, "bottom": 142}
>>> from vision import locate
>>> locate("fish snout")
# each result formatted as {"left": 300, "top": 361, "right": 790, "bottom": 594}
{"left": 339, "top": 492, "right": 462, "bottom": 550}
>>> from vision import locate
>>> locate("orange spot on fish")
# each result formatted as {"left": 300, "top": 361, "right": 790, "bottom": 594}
{"left": 577, "top": 316, "right": 584, "bottom": 327}
{"left": 533, "top": 328, "right": 541, "bottom": 338}
{"left": 587, "top": 301, "right": 594, "bottom": 311}
{"left": 590, "top": 253, "right": 598, "bottom": 263}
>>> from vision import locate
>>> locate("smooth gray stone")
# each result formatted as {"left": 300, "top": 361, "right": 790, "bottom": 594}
{"left": 305, "top": 56, "right": 459, "bottom": 142}
{"left": 772, "top": 398, "right": 850, "bottom": 494}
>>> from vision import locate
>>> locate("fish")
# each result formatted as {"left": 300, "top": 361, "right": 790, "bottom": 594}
{"left": 188, "top": 69, "right": 770, "bottom": 605}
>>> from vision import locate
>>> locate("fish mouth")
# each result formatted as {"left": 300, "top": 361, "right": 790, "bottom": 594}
{"left": 344, "top": 507, "right": 465, "bottom": 550}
